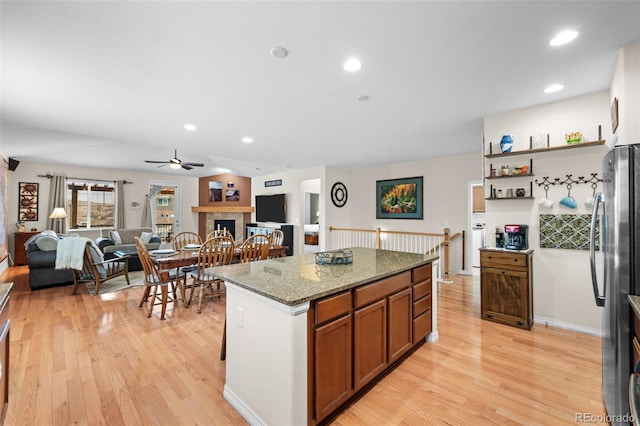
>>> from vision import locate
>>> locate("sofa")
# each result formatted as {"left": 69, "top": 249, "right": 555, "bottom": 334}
{"left": 26, "top": 231, "right": 75, "bottom": 290}
{"left": 95, "top": 227, "right": 161, "bottom": 271}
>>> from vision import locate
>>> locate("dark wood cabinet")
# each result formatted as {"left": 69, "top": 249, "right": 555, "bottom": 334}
{"left": 388, "top": 288, "right": 413, "bottom": 363}
{"left": 14, "top": 231, "right": 39, "bottom": 265}
{"left": 480, "top": 249, "right": 533, "bottom": 330}
{"left": 310, "top": 263, "right": 433, "bottom": 424}
{"left": 314, "top": 313, "right": 352, "bottom": 421}
{"left": 354, "top": 299, "right": 387, "bottom": 390}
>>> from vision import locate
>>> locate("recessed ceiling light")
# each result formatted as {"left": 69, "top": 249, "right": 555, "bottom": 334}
{"left": 184, "top": 124, "right": 197, "bottom": 131}
{"left": 270, "top": 46, "right": 288, "bottom": 59}
{"left": 242, "top": 137, "right": 253, "bottom": 144}
{"left": 357, "top": 95, "right": 370, "bottom": 102}
{"left": 544, "top": 84, "right": 564, "bottom": 93}
{"left": 550, "top": 30, "right": 578, "bottom": 46}
{"left": 343, "top": 58, "right": 362, "bottom": 72}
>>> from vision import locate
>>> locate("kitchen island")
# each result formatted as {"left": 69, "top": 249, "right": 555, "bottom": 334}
{"left": 209, "top": 247, "right": 438, "bottom": 425}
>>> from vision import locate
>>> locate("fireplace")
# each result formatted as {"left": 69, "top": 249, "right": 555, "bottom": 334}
{"left": 213, "top": 220, "right": 236, "bottom": 240}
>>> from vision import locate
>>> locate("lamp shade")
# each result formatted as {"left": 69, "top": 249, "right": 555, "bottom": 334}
{"left": 49, "top": 207, "right": 68, "bottom": 219}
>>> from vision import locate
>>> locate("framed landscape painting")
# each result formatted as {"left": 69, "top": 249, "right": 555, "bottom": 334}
{"left": 376, "top": 176, "right": 423, "bottom": 219}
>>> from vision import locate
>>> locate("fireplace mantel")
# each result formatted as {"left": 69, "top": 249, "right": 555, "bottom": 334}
{"left": 191, "top": 206, "right": 254, "bottom": 213}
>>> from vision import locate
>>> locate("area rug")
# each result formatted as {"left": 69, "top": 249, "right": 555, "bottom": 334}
{"left": 83, "top": 270, "right": 145, "bottom": 295}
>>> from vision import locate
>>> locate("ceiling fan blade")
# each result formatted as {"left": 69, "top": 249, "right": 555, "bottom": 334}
{"left": 157, "top": 164, "right": 169, "bottom": 168}
{"left": 181, "top": 164, "right": 194, "bottom": 170}
{"left": 182, "top": 162, "right": 204, "bottom": 167}
{"left": 145, "top": 160, "right": 170, "bottom": 164}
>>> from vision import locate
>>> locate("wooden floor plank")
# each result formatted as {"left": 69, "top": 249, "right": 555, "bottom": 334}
{"left": 1, "top": 266, "right": 606, "bottom": 425}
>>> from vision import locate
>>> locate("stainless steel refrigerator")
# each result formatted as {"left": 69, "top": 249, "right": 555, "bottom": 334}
{"left": 590, "top": 143, "right": 640, "bottom": 425}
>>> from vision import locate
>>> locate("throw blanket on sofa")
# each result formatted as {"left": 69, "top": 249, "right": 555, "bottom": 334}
{"left": 55, "top": 237, "right": 101, "bottom": 270}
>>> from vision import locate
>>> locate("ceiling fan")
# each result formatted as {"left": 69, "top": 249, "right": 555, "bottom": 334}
{"left": 144, "top": 149, "right": 204, "bottom": 170}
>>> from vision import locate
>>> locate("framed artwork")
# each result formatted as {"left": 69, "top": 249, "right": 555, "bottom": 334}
{"left": 208, "top": 181, "right": 223, "bottom": 202}
{"left": 376, "top": 176, "right": 423, "bottom": 219}
{"left": 225, "top": 189, "right": 240, "bottom": 201}
{"left": 18, "top": 182, "right": 39, "bottom": 221}
{"left": 611, "top": 97, "right": 619, "bottom": 133}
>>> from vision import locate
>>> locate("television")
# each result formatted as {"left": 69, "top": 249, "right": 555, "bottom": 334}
{"left": 255, "top": 194, "right": 286, "bottom": 223}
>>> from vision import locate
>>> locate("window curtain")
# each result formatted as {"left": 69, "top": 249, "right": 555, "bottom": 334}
{"left": 116, "top": 180, "right": 125, "bottom": 229}
{"left": 141, "top": 185, "right": 163, "bottom": 228}
{"left": 47, "top": 174, "right": 67, "bottom": 234}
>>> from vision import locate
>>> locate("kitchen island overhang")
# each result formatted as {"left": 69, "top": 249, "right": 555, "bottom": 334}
{"left": 209, "top": 247, "right": 439, "bottom": 426}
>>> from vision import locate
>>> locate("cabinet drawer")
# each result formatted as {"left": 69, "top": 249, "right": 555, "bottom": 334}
{"left": 354, "top": 271, "right": 411, "bottom": 309}
{"left": 412, "top": 279, "right": 432, "bottom": 301}
{"left": 315, "top": 291, "right": 352, "bottom": 325}
{"left": 480, "top": 250, "right": 528, "bottom": 270}
{"left": 412, "top": 264, "right": 432, "bottom": 283}
{"left": 412, "top": 294, "right": 431, "bottom": 318}
{"left": 412, "top": 310, "right": 432, "bottom": 343}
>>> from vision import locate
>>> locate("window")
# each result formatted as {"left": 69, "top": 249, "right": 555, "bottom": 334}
{"left": 67, "top": 180, "right": 115, "bottom": 229}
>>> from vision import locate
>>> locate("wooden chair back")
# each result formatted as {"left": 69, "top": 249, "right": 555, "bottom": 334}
{"left": 240, "top": 234, "right": 270, "bottom": 263}
{"left": 172, "top": 231, "right": 202, "bottom": 251}
{"left": 194, "top": 236, "right": 235, "bottom": 279}
{"left": 135, "top": 236, "right": 163, "bottom": 284}
{"left": 269, "top": 229, "right": 284, "bottom": 247}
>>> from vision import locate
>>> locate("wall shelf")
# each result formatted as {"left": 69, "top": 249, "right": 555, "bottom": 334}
{"left": 191, "top": 206, "right": 254, "bottom": 213}
{"left": 485, "top": 173, "right": 535, "bottom": 180}
{"left": 485, "top": 139, "right": 606, "bottom": 158}
{"left": 485, "top": 196, "right": 535, "bottom": 201}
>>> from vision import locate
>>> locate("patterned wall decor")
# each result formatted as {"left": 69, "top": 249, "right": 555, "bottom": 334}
{"left": 18, "top": 182, "right": 39, "bottom": 221}
{"left": 539, "top": 214, "right": 600, "bottom": 250}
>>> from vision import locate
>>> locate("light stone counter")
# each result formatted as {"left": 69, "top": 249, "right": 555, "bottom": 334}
{"left": 208, "top": 247, "right": 438, "bottom": 306}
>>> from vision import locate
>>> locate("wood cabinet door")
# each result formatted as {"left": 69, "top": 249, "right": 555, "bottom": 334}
{"left": 472, "top": 185, "right": 486, "bottom": 212}
{"left": 314, "top": 314, "right": 352, "bottom": 422}
{"left": 481, "top": 266, "right": 529, "bottom": 328}
{"left": 387, "top": 288, "right": 412, "bottom": 363}
{"left": 354, "top": 299, "right": 387, "bottom": 391}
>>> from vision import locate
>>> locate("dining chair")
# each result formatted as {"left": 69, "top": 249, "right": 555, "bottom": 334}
{"left": 71, "top": 241, "right": 130, "bottom": 295}
{"left": 172, "top": 231, "right": 202, "bottom": 250}
{"left": 239, "top": 234, "right": 270, "bottom": 263}
{"left": 135, "top": 236, "right": 186, "bottom": 320}
{"left": 186, "top": 235, "right": 235, "bottom": 314}
{"left": 267, "top": 229, "right": 284, "bottom": 259}
{"left": 206, "top": 229, "right": 235, "bottom": 245}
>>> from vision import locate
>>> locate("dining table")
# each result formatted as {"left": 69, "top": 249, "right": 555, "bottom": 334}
{"left": 150, "top": 245, "right": 288, "bottom": 281}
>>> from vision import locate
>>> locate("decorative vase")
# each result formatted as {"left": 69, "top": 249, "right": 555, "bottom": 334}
{"left": 500, "top": 135, "right": 514, "bottom": 153}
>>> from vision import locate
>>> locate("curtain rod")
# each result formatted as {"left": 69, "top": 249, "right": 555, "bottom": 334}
{"left": 37, "top": 174, "right": 133, "bottom": 184}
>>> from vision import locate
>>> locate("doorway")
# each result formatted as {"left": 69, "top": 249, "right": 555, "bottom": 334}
{"left": 468, "top": 181, "right": 485, "bottom": 276}
{"left": 149, "top": 180, "right": 181, "bottom": 242}
{"left": 301, "top": 178, "right": 321, "bottom": 254}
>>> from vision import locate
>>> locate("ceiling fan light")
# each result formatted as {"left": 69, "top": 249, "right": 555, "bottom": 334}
{"left": 169, "top": 163, "right": 182, "bottom": 169}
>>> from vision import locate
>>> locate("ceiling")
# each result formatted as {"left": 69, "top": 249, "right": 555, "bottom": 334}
{"left": 2, "top": 1, "right": 639, "bottom": 178}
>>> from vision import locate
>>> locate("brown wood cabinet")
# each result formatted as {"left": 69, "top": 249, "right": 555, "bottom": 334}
{"left": 13, "top": 231, "right": 39, "bottom": 265}
{"left": 311, "top": 263, "right": 433, "bottom": 424}
{"left": 480, "top": 249, "right": 533, "bottom": 330}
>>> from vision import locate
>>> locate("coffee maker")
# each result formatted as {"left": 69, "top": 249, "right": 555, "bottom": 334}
{"left": 504, "top": 224, "right": 528, "bottom": 250}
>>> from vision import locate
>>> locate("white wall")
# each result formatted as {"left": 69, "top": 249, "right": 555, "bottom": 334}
{"left": 251, "top": 165, "right": 326, "bottom": 255}
{"left": 484, "top": 90, "right": 613, "bottom": 333}
{"left": 6, "top": 160, "right": 199, "bottom": 258}
{"left": 610, "top": 42, "right": 640, "bottom": 147}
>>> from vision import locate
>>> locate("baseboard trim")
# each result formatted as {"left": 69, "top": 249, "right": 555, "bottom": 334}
{"left": 223, "top": 384, "right": 266, "bottom": 426}
{"left": 534, "top": 315, "right": 602, "bottom": 337}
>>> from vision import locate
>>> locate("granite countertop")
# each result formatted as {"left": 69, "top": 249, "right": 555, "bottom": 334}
{"left": 207, "top": 247, "right": 438, "bottom": 306}
{"left": 0, "top": 283, "right": 13, "bottom": 307}
{"left": 480, "top": 246, "right": 535, "bottom": 254}
{"left": 629, "top": 295, "right": 640, "bottom": 318}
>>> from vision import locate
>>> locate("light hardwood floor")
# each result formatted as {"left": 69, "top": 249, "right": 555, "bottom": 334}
{"left": 1, "top": 266, "right": 606, "bottom": 425}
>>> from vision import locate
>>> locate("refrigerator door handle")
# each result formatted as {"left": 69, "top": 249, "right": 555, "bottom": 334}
{"left": 590, "top": 192, "right": 605, "bottom": 307}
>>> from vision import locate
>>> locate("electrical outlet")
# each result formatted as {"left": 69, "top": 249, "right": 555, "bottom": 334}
{"left": 236, "top": 307, "right": 244, "bottom": 328}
